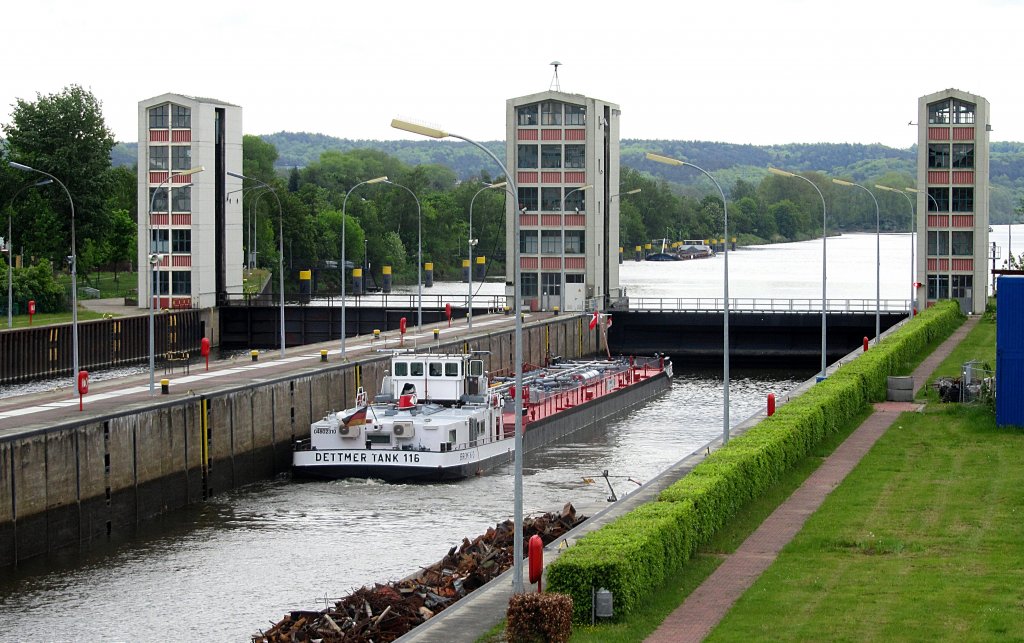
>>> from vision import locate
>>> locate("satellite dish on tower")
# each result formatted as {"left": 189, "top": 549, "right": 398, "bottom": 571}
{"left": 550, "top": 61, "right": 562, "bottom": 92}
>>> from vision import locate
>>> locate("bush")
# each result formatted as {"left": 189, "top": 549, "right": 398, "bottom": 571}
{"left": 547, "top": 301, "right": 963, "bottom": 621}
{"left": 506, "top": 592, "right": 573, "bottom": 643}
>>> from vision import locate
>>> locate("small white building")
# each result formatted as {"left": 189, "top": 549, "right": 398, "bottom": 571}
{"left": 137, "top": 93, "right": 243, "bottom": 309}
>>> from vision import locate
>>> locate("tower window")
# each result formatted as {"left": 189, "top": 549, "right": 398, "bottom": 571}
{"left": 565, "top": 144, "right": 585, "bottom": 169}
{"left": 541, "top": 230, "right": 562, "bottom": 254}
{"left": 541, "top": 187, "right": 562, "bottom": 211}
{"left": 517, "top": 187, "right": 538, "bottom": 211}
{"left": 952, "top": 144, "right": 974, "bottom": 169}
{"left": 519, "top": 230, "right": 538, "bottom": 254}
{"left": 149, "top": 104, "right": 168, "bottom": 129}
{"left": 927, "top": 187, "right": 948, "bottom": 212}
{"left": 171, "top": 104, "right": 191, "bottom": 128}
{"left": 171, "top": 186, "right": 191, "bottom": 212}
{"left": 149, "top": 146, "right": 168, "bottom": 170}
{"left": 565, "top": 105, "right": 586, "bottom": 126}
{"left": 928, "top": 144, "right": 949, "bottom": 169}
{"left": 541, "top": 145, "right": 562, "bottom": 169}
{"left": 951, "top": 187, "right": 973, "bottom": 212}
{"left": 928, "top": 101, "right": 950, "bottom": 125}
{"left": 517, "top": 144, "right": 538, "bottom": 169}
{"left": 171, "top": 146, "right": 191, "bottom": 170}
{"left": 541, "top": 102, "right": 562, "bottom": 126}
{"left": 171, "top": 271, "right": 192, "bottom": 295}
{"left": 952, "top": 100, "right": 975, "bottom": 124}
{"left": 517, "top": 105, "right": 538, "bottom": 126}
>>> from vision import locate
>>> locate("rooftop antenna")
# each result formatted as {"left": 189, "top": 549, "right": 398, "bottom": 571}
{"left": 549, "top": 61, "right": 562, "bottom": 92}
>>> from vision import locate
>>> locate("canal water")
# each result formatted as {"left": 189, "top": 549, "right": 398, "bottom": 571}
{"left": 0, "top": 233, "right": 920, "bottom": 640}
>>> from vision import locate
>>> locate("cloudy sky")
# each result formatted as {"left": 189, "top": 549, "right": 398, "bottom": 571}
{"left": 3, "top": 0, "right": 1021, "bottom": 148}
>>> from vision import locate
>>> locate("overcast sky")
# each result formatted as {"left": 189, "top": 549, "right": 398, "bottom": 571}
{"left": 4, "top": 0, "right": 1022, "bottom": 148}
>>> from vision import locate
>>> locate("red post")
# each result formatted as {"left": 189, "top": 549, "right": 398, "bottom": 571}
{"left": 200, "top": 337, "right": 211, "bottom": 371}
{"left": 399, "top": 317, "right": 407, "bottom": 347}
{"left": 528, "top": 534, "right": 543, "bottom": 591}
{"left": 863, "top": 336, "right": 869, "bottom": 352}
{"left": 767, "top": 392, "right": 776, "bottom": 417}
{"left": 28, "top": 299, "right": 35, "bottom": 325}
{"left": 445, "top": 302, "right": 452, "bottom": 327}
{"left": 77, "top": 370, "right": 89, "bottom": 412}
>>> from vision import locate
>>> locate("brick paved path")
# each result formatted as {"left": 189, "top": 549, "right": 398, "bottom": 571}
{"left": 645, "top": 315, "right": 981, "bottom": 643}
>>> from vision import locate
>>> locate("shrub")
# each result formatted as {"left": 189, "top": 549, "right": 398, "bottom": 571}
{"left": 506, "top": 592, "right": 573, "bottom": 643}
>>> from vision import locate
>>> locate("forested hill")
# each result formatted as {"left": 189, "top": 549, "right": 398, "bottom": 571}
{"left": 111, "top": 133, "right": 1024, "bottom": 217}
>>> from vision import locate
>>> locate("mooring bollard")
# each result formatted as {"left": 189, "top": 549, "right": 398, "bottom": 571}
{"left": 320, "top": 349, "right": 328, "bottom": 363}
{"left": 160, "top": 378, "right": 170, "bottom": 395}
{"left": 373, "top": 329, "right": 381, "bottom": 341}
{"left": 251, "top": 350, "right": 259, "bottom": 362}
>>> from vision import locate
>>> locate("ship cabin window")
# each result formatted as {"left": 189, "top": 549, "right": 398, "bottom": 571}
{"left": 449, "top": 429, "right": 457, "bottom": 443}
{"left": 469, "top": 360, "right": 484, "bottom": 377}
{"left": 410, "top": 362, "right": 424, "bottom": 376}
{"left": 429, "top": 362, "right": 443, "bottom": 377}
{"left": 445, "top": 362, "right": 459, "bottom": 377}
{"left": 394, "top": 362, "right": 408, "bottom": 376}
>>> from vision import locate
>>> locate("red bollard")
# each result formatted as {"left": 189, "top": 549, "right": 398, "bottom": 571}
{"left": 863, "top": 337, "right": 869, "bottom": 352}
{"left": 528, "top": 534, "right": 543, "bottom": 592}
{"left": 201, "top": 337, "right": 211, "bottom": 371}
{"left": 77, "top": 370, "right": 89, "bottom": 411}
{"left": 767, "top": 392, "right": 776, "bottom": 417}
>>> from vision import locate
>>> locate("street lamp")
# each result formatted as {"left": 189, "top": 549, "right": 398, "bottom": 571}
{"left": 383, "top": 180, "right": 423, "bottom": 331}
{"left": 8, "top": 161, "right": 80, "bottom": 383}
{"left": 468, "top": 181, "right": 506, "bottom": 329}
{"left": 876, "top": 185, "right": 916, "bottom": 320}
{"left": 560, "top": 185, "right": 592, "bottom": 312}
{"left": 611, "top": 188, "right": 642, "bottom": 200}
{"left": 391, "top": 118, "right": 527, "bottom": 592}
{"left": 147, "top": 165, "right": 204, "bottom": 393}
{"left": 646, "top": 152, "right": 731, "bottom": 445}
{"left": 832, "top": 178, "right": 880, "bottom": 345}
{"left": 769, "top": 168, "right": 828, "bottom": 379}
{"left": 906, "top": 187, "right": 944, "bottom": 306}
{"left": 340, "top": 176, "right": 388, "bottom": 359}
{"left": 227, "top": 171, "right": 285, "bottom": 359}
{"left": 6, "top": 178, "right": 52, "bottom": 328}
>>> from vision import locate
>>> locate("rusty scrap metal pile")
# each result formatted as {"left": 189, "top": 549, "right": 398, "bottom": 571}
{"left": 253, "top": 503, "right": 585, "bottom": 643}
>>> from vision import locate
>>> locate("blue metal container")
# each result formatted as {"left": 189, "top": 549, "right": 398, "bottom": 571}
{"left": 997, "top": 276, "right": 1024, "bottom": 426}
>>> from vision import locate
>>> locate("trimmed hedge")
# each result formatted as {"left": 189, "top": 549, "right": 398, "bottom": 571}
{"left": 547, "top": 301, "right": 963, "bottom": 621}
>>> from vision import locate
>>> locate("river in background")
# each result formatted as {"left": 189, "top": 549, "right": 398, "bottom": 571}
{"left": 0, "top": 233, "right": 926, "bottom": 640}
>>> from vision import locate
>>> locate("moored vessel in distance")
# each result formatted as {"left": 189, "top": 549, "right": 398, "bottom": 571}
{"left": 292, "top": 352, "right": 673, "bottom": 482}
{"left": 644, "top": 238, "right": 715, "bottom": 261}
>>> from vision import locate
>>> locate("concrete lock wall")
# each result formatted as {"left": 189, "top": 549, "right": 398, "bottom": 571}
{"left": 0, "top": 315, "right": 596, "bottom": 567}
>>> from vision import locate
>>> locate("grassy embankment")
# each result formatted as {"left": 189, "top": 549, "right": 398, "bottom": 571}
{"left": 705, "top": 310, "right": 1019, "bottom": 640}
{"left": 477, "top": 310, "right": 971, "bottom": 643}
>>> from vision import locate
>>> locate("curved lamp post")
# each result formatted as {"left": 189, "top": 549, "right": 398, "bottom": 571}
{"left": 147, "top": 166, "right": 205, "bottom": 393}
{"left": 6, "top": 177, "right": 52, "bottom": 328}
{"left": 340, "top": 176, "right": 388, "bottom": 359}
{"left": 9, "top": 161, "right": 80, "bottom": 383}
{"left": 559, "top": 185, "right": 591, "bottom": 312}
{"left": 646, "top": 152, "right": 731, "bottom": 445}
{"left": 391, "top": 118, "right": 527, "bottom": 592}
{"left": 832, "top": 179, "right": 880, "bottom": 345}
{"left": 876, "top": 185, "right": 916, "bottom": 320}
{"left": 383, "top": 180, "right": 423, "bottom": 331}
{"left": 468, "top": 181, "right": 506, "bottom": 329}
{"left": 906, "top": 187, "right": 943, "bottom": 306}
{"left": 770, "top": 168, "right": 828, "bottom": 379}
{"left": 227, "top": 171, "right": 285, "bottom": 358}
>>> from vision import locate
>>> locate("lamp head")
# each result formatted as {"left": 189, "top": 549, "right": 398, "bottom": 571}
{"left": 626, "top": 188, "right": 642, "bottom": 195}
{"left": 391, "top": 119, "right": 448, "bottom": 139}
{"left": 768, "top": 167, "right": 795, "bottom": 178}
{"left": 8, "top": 161, "right": 33, "bottom": 172}
{"left": 227, "top": 171, "right": 246, "bottom": 180}
{"left": 366, "top": 176, "right": 388, "bottom": 185}
{"left": 488, "top": 181, "right": 508, "bottom": 190}
{"left": 904, "top": 187, "right": 920, "bottom": 193}
{"left": 874, "top": 184, "right": 895, "bottom": 192}
{"left": 832, "top": 178, "right": 855, "bottom": 187}
{"left": 646, "top": 152, "right": 683, "bottom": 166}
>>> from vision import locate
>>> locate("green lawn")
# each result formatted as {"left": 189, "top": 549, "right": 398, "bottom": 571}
{"left": 706, "top": 312, "right": 1021, "bottom": 641}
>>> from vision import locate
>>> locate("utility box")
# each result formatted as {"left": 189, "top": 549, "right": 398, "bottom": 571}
{"left": 997, "top": 276, "right": 1024, "bottom": 426}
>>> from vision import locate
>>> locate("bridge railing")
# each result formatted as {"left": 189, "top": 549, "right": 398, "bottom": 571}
{"left": 222, "top": 291, "right": 512, "bottom": 311}
{"left": 627, "top": 297, "right": 912, "bottom": 313}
